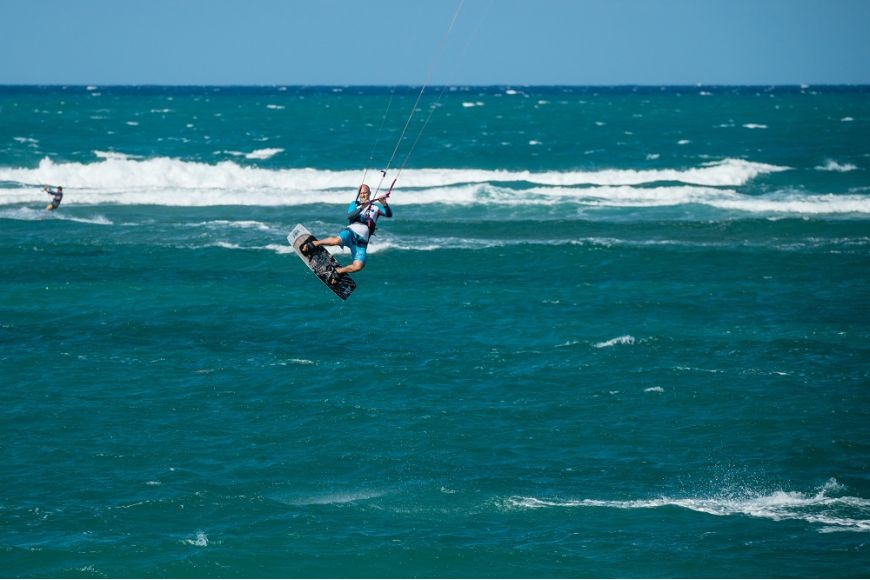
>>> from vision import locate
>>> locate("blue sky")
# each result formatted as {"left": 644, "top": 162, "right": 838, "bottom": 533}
{"left": 2, "top": 0, "right": 869, "bottom": 85}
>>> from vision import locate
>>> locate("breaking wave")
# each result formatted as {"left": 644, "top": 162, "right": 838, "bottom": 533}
{"left": 0, "top": 155, "right": 867, "bottom": 215}
{"left": 502, "top": 479, "right": 870, "bottom": 533}
{"left": 0, "top": 155, "right": 782, "bottom": 197}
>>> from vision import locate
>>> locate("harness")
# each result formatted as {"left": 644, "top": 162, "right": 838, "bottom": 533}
{"left": 348, "top": 202, "right": 379, "bottom": 236}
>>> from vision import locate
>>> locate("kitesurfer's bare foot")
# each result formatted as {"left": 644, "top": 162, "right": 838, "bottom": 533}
{"left": 300, "top": 237, "right": 316, "bottom": 256}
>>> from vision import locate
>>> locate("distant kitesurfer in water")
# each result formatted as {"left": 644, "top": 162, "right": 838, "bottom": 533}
{"left": 44, "top": 185, "right": 63, "bottom": 211}
{"left": 301, "top": 183, "right": 392, "bottom": 278}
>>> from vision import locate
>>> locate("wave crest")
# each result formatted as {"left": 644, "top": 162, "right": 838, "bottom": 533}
{"left": 1, "top": 156, "right": 866, "bottom": 215}
{"left": 0, "top": 155, "right": 783, "bottom": 193}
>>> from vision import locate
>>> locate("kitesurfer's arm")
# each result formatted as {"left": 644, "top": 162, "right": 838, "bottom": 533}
{"left": 346, "top": 196, "right": 392, "bottom": 223}
{"left": 375, "top": 197, "right": 392, "bottom": 218}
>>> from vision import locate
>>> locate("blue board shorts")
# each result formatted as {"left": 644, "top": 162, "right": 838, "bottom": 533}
{"left": 339, "top": 228, "right": 368, "bottom": 264}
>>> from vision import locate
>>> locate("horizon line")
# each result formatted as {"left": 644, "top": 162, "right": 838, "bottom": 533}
{"left": 2, "top": 83, "right": 870, "bottom": 88}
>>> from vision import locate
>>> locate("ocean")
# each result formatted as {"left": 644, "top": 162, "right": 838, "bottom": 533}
{"left": 0, "top": 85, "right": 868, "bottom": 578}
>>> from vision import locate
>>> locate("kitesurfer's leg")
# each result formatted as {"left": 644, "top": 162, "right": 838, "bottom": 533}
{"left": 302, "top": 235, "right": 340, "bottom": 255}
{"left": 336, "top": 260, "right": 364, "bottom": 276}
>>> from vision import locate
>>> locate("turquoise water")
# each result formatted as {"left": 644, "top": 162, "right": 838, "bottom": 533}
{"left": 1, "top": 86, "right": 869, "bottom": 578}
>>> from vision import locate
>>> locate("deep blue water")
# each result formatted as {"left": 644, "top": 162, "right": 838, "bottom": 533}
{"left": 1, "top": 86, "right": 869, "bottom": 578}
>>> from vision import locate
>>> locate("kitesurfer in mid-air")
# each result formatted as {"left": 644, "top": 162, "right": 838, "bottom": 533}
{"left": 44, "top": 185, "right": 64, "bottom": 211}
{"left": 301, "top": 184, "right": 392, "bottom": 279}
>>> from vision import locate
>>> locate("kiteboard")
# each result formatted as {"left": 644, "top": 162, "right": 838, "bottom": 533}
{"left": 288, "top": 224, "right": 356, "bottom": 300}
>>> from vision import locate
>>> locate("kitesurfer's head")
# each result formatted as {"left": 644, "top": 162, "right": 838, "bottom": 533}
{"left": 358, "top": 184, "right": 371, "bottom": 201}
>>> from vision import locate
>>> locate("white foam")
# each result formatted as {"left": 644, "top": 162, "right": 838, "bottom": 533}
{"left": 594, "top": 335, "right": 636, "bottom": 348}
{"left": 277, "top": 489, "right": 388, "bottom": 506}
{"left": 0, "top": 207, "right": 112, "bottom": 225}
{"left": 188, "top": 240, "right": 296, "bottom": 255}
{"left": 503, "top": 479, "right": 870, "bottom": 532}
{"left": 94, "top": 150, "right": 144, "bottom": 161}
{"left": 356, "top": 235, "right": 735, "bottom": 254}
{"left": 245, "top": 148, "right": 283, "bottom": 160}
{"left": 65, "top": 214, "right": 113, "bottom": 225}
{"left": 0, "top": 207, "right": 54, "bottom": 221}
{"left": 708, "top": 193, "right": 870, "bottom": 214}
{"left": 212, "top": 241, "right": 243, "bottom": 250}
{"left": 184, "top": 531, "right": 209, "bottom": 547}
{"left": 0, "top": 156, "right": 786, "bottom": 198}
{"left": 743, "top": 123, "right": 768, "bottom": 129}
{"left": 10, "top": 156, "right": 870, "bottom": 216}
{"left": 263, "top": 243, "right": 296, "bottom": 254}
{"left": 518, "top": 186, "right": 870, "bottom": 214}
{"left": 816, "top": 159, "right": 857, "bottom": 172}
